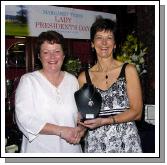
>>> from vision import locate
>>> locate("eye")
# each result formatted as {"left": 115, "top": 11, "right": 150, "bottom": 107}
{"left": 52, "top": 50, "right": 61, "bottom": 55}
{"left": 42, "top": 51, "right": 49, "bottom": 55}
{"left": 95, "top": 36, "right": 103, "bottom": 41}
{"left": 108, "top": 36, "right": 113, "bottom": 40}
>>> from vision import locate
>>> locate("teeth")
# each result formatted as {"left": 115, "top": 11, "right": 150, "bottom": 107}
{"left": 49, "top": 61, "right": 57, "bottom": 64}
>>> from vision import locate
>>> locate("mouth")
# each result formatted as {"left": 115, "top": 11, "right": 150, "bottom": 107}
{"left": 48, "top": 61, "right": 58, "bottom": 64}
{"left": 101, "top": 48, "right": 108, "bottom": 52}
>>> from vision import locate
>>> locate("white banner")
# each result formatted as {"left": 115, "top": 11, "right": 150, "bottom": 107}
{"left": 6, "top": 5, "right": 116, "bottom": 39}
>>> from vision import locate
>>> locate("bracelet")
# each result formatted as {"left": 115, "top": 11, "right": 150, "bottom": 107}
{"left": 111, "top": 116, "right": 116, "bottom": 124}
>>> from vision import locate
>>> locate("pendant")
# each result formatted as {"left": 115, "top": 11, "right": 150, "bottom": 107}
{"left": 88, "top": 99, "right": 94, "bottom": 107}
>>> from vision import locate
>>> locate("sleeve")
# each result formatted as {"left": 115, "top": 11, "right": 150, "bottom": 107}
{"left": 72, "top": 75, "right": 80, "bottom": 92}
{"left": 15, "top": 74, "right": 46, "bottom": 142}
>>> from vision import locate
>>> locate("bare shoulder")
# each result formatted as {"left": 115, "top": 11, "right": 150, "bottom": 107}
{"left": 78, "top": 71, "right": 85, "bottom": 81}
{"left": 78, "top": 71, "right": 86, "bottom": 87}
{"left": 126, "top": 63, "right": 138, "bottom": 74}
{"left": 125, "top": 63, "right": 139, "bottom": 80}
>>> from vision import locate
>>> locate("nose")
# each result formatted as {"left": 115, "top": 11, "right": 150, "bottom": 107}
{"left": 49, "top": 52, "right": 56, "bottom": 58}
{"left": 102, "top": 38, "right": 107, "bottom": 45}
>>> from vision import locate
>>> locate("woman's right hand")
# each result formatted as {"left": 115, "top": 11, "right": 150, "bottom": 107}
{"left": 60, "top": 126, "right": 81, "bottom": 144}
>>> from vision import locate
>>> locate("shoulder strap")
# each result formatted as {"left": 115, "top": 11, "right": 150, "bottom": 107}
{"left": 118, "top": 63, "right": 129, "bottom": 78}
{"left": 85, "top": 69, "right": 92, "bottom": 84}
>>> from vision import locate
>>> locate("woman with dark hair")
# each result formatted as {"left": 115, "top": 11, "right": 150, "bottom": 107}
{"left": 78, "top": 18, "right": 143, "bottom": 153}
{"left": 15, "top": 31, "right": 83, "bottom": 153}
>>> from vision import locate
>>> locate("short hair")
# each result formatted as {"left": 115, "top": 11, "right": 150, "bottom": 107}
{"left": 36, "top": 30, "right": 66, "bottom": 54}
{"left": 90, "top": 18, "right": 117, "bottom": 43}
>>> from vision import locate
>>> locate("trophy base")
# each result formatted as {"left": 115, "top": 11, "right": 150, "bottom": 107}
{"left": 86, "top": 114, "right": 94, "bottom": 119}
{"left": 80, "top": 113, "right": 95, "bottom": 122}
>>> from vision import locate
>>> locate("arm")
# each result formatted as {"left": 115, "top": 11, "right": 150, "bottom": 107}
{"left": 82, "top": 64, "right": 143, "bottom": 129}
{"left": 111, "top": 64, "right": 143, "bottom": 122}
{"left": 15, "top": 75, "right": 46, "bottom": 142}
{"left": 15, "top": 74, "right": 80, "bottom": 144}
{"left": 40, "top": 123, "right": 80, "bottom": 144}
{"left": 78, "top": 71, "right": 87, "bottom": 88}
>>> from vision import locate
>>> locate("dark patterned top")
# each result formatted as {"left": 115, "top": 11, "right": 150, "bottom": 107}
{"left": 84, "top": 63, "right": 142, "bottom": 153}
{"left": 98, "top": 76, "right": 130, "bottom": 117}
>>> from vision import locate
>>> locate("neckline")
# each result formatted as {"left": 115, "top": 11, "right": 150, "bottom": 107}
{"left": 96, "top": 76, "right": 124, "bottom": 92}
{"left": 37, "top": 70, "right": 66, "bottom": 89}
{"left": 93, "top": 63, "right": 126, "bottom": 92}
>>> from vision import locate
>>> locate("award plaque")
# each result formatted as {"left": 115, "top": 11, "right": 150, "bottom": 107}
{"left": 74, "top": 83, "right": 102, "bottom": 120}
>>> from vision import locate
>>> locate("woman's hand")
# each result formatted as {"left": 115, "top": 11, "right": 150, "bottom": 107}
{"left": 76, "top": 123, "right": 87, "bottom": 138}
{"left": 60, "top": 127, "right": 81, "bottom": 144}
{"left": 78, "top": 118, "right": 103, "bottom": 129}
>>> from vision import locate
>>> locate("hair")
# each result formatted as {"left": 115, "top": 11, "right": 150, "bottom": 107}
{"left": 90, "top": 18, "right": 117, "bottom": 44}
{"left": 36, "top": 30, "right": 66, "bottom": 55}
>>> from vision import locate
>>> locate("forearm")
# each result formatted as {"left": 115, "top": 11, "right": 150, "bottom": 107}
{"left": 40, "top": 123, "right": 81, "bottom": 144}
{"left": 39, "top": 123, "right": 62, "bottom": 137}
{"left": 101, "top": 107, "right": 143, "bottom": 126}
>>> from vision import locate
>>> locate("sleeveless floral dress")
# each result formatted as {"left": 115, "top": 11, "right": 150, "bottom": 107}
{"left": 84, "top": 63, "right": 142, "bottom": 153}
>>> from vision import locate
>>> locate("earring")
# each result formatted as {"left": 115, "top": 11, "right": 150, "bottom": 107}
{"left": 92, "top": 47, "right": 95, "bottom": 52}
{"left": 38, "top": 54, "right": 40, "bottom": 59}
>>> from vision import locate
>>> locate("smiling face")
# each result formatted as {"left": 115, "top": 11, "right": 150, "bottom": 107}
{"left": 40, "top": 41, "right": 65, "bottom": 73}
{"left": 92, "top": 30, "right": 116, "bottom": 59}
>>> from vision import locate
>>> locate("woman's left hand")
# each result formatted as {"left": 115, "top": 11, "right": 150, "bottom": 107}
{"left": 78, "top": 118, "right": 103, "bottom": 129}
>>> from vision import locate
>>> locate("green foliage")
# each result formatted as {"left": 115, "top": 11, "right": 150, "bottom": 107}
{"left": 116, "top": 34, "right": 148, "bottom": 75}
{"left": 63, "top": 56, "right": 82, "bottom": 76}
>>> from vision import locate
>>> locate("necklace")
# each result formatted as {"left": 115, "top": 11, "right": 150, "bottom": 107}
{"left": 105, "top": 74, "right": 108, "bottom": 85}
{"left": 88, "top": 90, "right": 95, "bottom": 107}
{"left": 96, "top": 63, "right": 109, "bottom": 85}
{"left": 83, "top": 86, "right": 96, "bottom": 107}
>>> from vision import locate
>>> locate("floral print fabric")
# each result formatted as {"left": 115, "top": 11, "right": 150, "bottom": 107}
{"left": 84, "top": 64, "right": 142, "bottom": 153}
